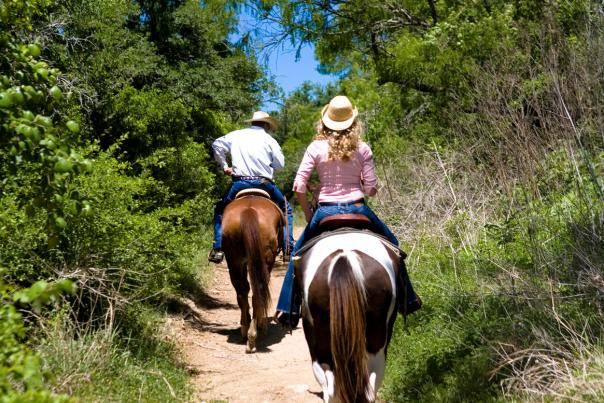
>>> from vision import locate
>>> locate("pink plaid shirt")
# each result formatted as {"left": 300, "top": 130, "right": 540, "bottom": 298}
{"left": 292, "top": 139, "right": 378, "bottom": 202}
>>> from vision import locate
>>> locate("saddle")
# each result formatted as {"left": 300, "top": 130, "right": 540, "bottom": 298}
{"left": 317, "top": 213, "right": 374, "bottom": 232}
{"left": 235, "top": 188, "right": 271, "bottom": 199}
{"left": 295, "top": 221, "right": 403, "bottom": 259}
{"left": 233, "top": 188, "right": 282, "bottom": 220}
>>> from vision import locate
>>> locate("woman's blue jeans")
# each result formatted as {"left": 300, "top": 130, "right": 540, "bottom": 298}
{"left": 275, "top": 202, "right": 418, "bottom": 315}
{"left": 212, "top": 179, "right": 294, "bottom": 251}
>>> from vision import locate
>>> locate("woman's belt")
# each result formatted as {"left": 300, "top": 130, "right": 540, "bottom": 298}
{"left": 317, "top": 198, "right": 365, "bottom": 207}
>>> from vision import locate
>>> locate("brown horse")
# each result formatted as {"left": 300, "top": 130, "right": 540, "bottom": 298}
{"left": 221, "top": 192, "right": 283, "bottom": 353}
{"left": 294, "top": 231, "right": 400, "bottom": 402}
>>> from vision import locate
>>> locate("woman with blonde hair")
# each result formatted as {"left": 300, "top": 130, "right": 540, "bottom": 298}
{"left": 275, "top": 95, "right": 421, "bottom": 326}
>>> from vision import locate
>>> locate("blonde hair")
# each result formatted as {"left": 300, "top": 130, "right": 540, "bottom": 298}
{"left": 315, "top": 120, "right": 362, "bottom": 161}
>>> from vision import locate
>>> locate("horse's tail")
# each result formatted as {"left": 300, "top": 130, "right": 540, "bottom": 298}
{"left": 241, "top": 208, "right": 270, "bottom": 321}
{"left": 329, "top": 252, "right": 370, "bottom": 403}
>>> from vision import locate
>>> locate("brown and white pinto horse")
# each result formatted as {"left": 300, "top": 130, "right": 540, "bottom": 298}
{"left": 222, "top": 191, "right": 284, "bottom": 353}
{"left": 294, "top": 231, "right": 400, "bottom": 402}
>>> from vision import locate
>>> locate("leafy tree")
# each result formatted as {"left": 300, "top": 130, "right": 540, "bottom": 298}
{"left": 41, "top": 0, "right": 271, "bottom": 202}
{"left": 1, "top": 0, "right": 92, "bottom": 247}
{"left": 258, "top": 0, "right": 594, "bottom": 147}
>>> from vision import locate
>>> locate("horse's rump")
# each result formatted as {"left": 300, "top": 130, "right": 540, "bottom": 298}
{"left": 296, "top": 232, "right": 399, "bottom": 402}
{"left": 222, "top": 195, "right": 283, "bottom": 353}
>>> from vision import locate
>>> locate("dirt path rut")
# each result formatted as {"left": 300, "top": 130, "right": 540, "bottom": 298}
{"left": 168, "top": 253, "right": 323, "bottom": 402}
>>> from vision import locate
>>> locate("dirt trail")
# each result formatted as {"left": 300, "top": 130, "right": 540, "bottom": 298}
{"left": 167, "top": 234, "right": 323, "bottom": 402}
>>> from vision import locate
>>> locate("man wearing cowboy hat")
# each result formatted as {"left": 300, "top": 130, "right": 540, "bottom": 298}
{"left": 208, "top": 111, "right": 294, "bottom": 263}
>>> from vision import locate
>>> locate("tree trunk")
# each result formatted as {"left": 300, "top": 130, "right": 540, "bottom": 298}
{"left": 427, "top": 0, "right": 437, "bottom": 24}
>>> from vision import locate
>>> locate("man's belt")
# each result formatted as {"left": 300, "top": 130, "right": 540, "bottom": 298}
{"left": 233, "top": 175, "right": 273, "bottom": 183}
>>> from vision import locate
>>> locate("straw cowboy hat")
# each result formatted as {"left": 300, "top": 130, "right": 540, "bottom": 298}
{"left": 245, "top": 111, "right": 278, "bottom": 132}
{"left": 321, "top": 95, "right": 358, "bottom": 131}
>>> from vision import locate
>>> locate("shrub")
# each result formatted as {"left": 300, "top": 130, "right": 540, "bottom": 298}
{"left": 0, "top": 277, "right": 73, "bottom": 402}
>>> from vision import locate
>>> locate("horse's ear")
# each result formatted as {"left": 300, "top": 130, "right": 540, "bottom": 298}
{"left": 399, "top": 249, "right": 407, "bottom": 259}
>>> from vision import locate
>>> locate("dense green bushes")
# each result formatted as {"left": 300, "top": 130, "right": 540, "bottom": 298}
{"left": 380, "top": 149, "right": 603, "bottom": 401}
{"left": 0, "top": 277, "right": 74, "bottom": 402}
{"left": 1, "top": 0, "right": 264, "bottom": 400}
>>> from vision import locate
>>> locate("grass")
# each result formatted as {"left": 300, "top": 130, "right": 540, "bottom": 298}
{"left": 38, "top": 308, "right": 192, "bottom": 402}
{"left": 380, "top": 241, "right": 503, "bottom": 402}
{"left": 374, "top": 132, "right": 604, "bottom": 401}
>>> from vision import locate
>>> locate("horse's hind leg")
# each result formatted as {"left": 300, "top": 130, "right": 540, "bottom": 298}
{"left": 227, "top": 262, "right": 251, "bottom": 340}
{"left": 247, "top": 318, "right": 257, "bottom": 353}
{"left": 247, "top": 293, "right": 262, "bottom": 353}
{"left": 367, "top": 349, "right": 386, "bottom": 401}
{"left": 238, "top": 292, "right": 251, "bottom": 340}
{"left": 312, "top": 362, "right": 335, "bottom": 402}
{"left": 247, "top": 247, "right": 277, "bottom": 353}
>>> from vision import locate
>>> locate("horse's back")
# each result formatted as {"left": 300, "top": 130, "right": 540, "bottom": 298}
{"left": 298, "top": 232, "right": 397, "bottom": 348}
{"left": 222, "top": 196, "right": 282, "bottom": 240}
{"left": 299, "top": 232, "right": 397, "bottom": 301}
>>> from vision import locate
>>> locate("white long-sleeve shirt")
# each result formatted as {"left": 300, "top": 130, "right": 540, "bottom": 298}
{"left": 212, "top": 125, "right": 284, "bottom": 179}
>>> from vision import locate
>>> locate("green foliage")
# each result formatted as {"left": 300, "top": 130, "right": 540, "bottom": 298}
{"left": 0, "top": 277, "right": 73, "bottom": 402}
{"left": 52, "top": 151, "right": 208, "bottom": 313}
{"left": 139, "top": 141, "right": 217, "bottom": 203}
{"left": 110, "top": 86, "right": 190, "bottom": 156}
{"left": 379, "top": 147, "right": 604, "bottom": 401}
{"left": 38, "top": 309, "right": 191, "bottom": 402}
{"left": 0, "top": 144, "right": 205, "bottom": 399}
{"left": 0, "top": 0, "right": 51, "bottom": 30}
{"left": 13, "top": 279, "right": 75, "bottom": 313}
{"left": 48, "top": 0, "right": 268, "bottom": 169}
{"left": 0, "top": 0, "right": 92, "bottom": 242}
{"left": 1, "top": 0, "right": 239, "bottom": 400}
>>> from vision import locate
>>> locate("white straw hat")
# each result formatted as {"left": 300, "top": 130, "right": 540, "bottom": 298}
{"left": 320, "top": 95, "right": 358, "bottom": 131}
{"left": 245, "top": 111, "right": 278, "bottom": 132}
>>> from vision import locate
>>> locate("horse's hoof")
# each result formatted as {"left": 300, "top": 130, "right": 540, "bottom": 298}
{"left": 246, "top": 342, "right": 256, "bottom": 354}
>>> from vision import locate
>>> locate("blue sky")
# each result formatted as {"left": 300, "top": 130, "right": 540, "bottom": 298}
{"left": 232, "top": 8, "right": 336, "bottom": 111}
{"left": 263, "top": 43, "right": 333, "bottom": 110}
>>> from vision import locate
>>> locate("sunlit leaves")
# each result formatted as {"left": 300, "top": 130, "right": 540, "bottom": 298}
{"left": 0, "top": 1, "right": 93, "bottom": 241}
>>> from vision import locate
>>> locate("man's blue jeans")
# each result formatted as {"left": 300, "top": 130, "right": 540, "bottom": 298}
{"left": 275, "top": 202, "right": 418, "bottom": 315}
{"left": 212, "top": 179, "right": 294, "bottom": 251}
